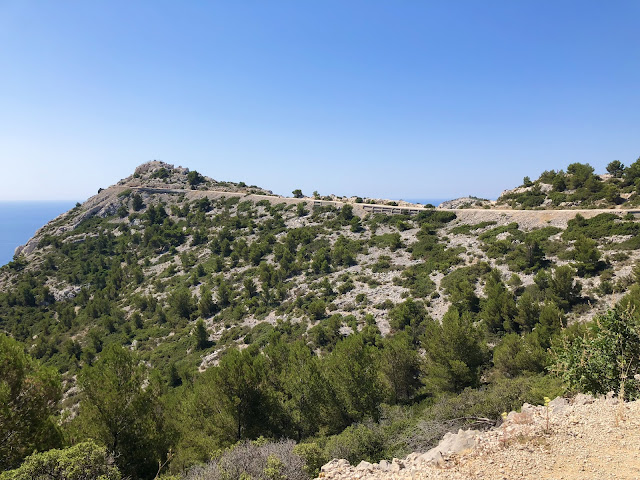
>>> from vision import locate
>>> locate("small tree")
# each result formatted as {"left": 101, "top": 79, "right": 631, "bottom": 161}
{"left": 571, "top": 235, "right": 602, "bottom": 276}
{"left": 131, "top": 193, "right": 144, "bottom": 211}
{"left": 421, "top": 307, "right": 488, "bottom": 394}
{"left": 195, "top": 319, "right": 210, "bottom": 350}
{"left": 606, "top": 160, "right": 625, "bottom": 178}
{"left": 77, "top": 345, "right": 167, "bottom": 479}
{"left": 0, "top": 335, "right": 62, "bottom": 470}
{"left": 292, "top": 189, "right": 304, "bottom": 198}
{"left": 187, "top": 170, "right": 205, "bottom": 186}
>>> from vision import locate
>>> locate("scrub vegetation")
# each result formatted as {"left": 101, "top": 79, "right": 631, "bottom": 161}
{"left": 3, "top": 161, "right": 640, "bottom": 479}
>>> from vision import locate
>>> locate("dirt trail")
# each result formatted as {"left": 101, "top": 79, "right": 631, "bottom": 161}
{"left": 317, "top": 395, "right": 640, "bottom": 480}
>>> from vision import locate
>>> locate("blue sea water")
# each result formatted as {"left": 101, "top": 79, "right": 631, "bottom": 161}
{"left": 0, "top": 202, "right": 77, "bottom": 267}
{"left": 400, "top": 198, "right": 449, "bottom": 206}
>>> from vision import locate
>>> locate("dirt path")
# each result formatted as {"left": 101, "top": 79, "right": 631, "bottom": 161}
{"left": 318, "top": 396, "right": 640, "bottom": 479}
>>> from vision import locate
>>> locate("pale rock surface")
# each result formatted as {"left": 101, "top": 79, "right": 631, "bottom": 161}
{"left": 317, "top": 394, "right": 640, "bottom": 479}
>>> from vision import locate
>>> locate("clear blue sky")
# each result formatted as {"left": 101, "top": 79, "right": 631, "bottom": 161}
{"left": 1, "top": 1, "right": 639, "bottom": 201}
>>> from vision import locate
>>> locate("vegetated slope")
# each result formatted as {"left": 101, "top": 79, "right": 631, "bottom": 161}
{"left": 4, "top": 160, "right": 640, "bottom": 478}
{"left": 496, "top": 156, "right": 640, "bottom": 209}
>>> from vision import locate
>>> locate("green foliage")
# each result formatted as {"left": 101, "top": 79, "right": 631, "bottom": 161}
{"left": 571, "top": 235, "right": 603, "bottom": 276}
{"left": 0, "top": 441, "right": 121, "bottom": 480}
{"left": 0, "top": 334, "right": 62, "bottom": 470}
{"left": 388, "top": 298, "right": 427, "bottom": 343}
{"left": 292, "top": 442, "right": 326, "bottom": 478}
{"left": 563, "top": 213, "right": 640, "bottom": 241}
{"left": 322, "top": 423, "right": 384, "bottom": 465}
{"left": 552, "top": 308, "right": 640, "bottom": 399}
{"left": 187, "top": 170, "right": 205, "bottom": 186}
{"left": 421, "top": 308, "right": 488, "bottom": 394}
{"left": 492, "top": 333, "right": 546, "bottom": 377}
{"left": 324, "top": 334, "right": 384, "bottom": 424}
{"left": 76, "top": 344, "right": 167, "bottom": 479}
{"left": 480, "top": 270, "right": 516, "bottom": 332}
{"left": 379, "top": 332, "right": 421, "bottom": 404}
{"left": 132, "top": 193, "right": 144, "bottom": 211}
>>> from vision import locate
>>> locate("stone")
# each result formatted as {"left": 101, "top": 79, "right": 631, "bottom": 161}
{"left": 574, "top": 393, "right": 595, "bottom": 406}
{"left": 549, "top": 396, "right": 569, "bottom": 415}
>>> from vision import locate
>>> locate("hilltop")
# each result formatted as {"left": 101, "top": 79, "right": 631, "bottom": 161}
{"left": 495, "top": 157, "right": 640, "bottom": 209}
{"left": 3, "top": 159, "right": 640, "bottom": 479}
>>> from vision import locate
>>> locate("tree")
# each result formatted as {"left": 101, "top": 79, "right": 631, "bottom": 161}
{"left": 380, "top": 332, "right": 421, "bottom": 404}
{"left": 77, "top": 345, "right": 167, "bottom": 479}
{"left": 187, "top": 170, "right": 205, "bottom": 186}
{"left": 606, "top": 160, "right": 625, "bottom": 178}
{"left": 492, "top": 333, "right": 546, "bottom": 377}
{"left": 169, "top": 287, "right": 194, "bottom": 320}
{"left": 0, "top": 335, "right": 62, "bottom": 470}
{"left": 131, "top": 193, "right": 144, "bottom": 211}
{"left": 195, "top": 319, "right": 210, "bottom": 350}
{"left": 571, "top": 235, "right": 602, "bottom": 276}
{"left": 514, "top": 290, "right": 540, "bottom": 332}
{"left": 324, "top": 334, "right": 383, "bottom": 424}
{"left": 198, "top": 346, "right": 272, "bottom": 443}
{"left": 292, "top": 189, "right": 304, "bottom": 198}
{"left": 522, "top": 176, "right": 533, "bottom": 187}
{"left": 421, "top": 307, "right": 488, "bottom": 394}
{"left": 388, "top": 298, "right": 427, "bottom": 344}
{"left": 267, "top": 340, "right": 331, "bottom": 439}
{"left": 566, "top": 162, "right": 595, "bottom": 189}
{"left": 547, "top": 265, "right": 582, "bottom": 310}
{"left": 198, "top": 285, "right": 216, "bottom": 318}
{"left": 480, "top": 270, "right": 517, "bottom": 332}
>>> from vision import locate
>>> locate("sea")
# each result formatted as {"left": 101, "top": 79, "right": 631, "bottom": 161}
{"left": 0, "top": 202, "right": 77, "bottom": 267}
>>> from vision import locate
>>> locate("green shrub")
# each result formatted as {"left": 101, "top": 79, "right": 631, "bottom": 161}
{"left": 0, "top": 441, "right": 121, "bottom": 480}
{"left": 552, "top": 308, "right": 640, "bottom": 399}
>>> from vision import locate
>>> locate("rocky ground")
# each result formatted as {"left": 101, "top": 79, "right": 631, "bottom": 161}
{"left": 317, "top": 394, "right": 640, "bottom": 479}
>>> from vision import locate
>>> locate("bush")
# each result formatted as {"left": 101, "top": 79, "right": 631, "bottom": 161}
{"left": 0, "top": 441, "right": 121, "bottom": 480}
{"left": 552, "top": 308, "right": 640, "bottom": 399}
{"left": 183, "top": 440, "right": 306, "bottom": 480}
{"left": 322, "top": 423, "right": 384, "bottom": 465}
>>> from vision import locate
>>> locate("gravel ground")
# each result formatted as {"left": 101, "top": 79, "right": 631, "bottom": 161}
{"left": 317, "top": 394, "right": 640, "bottom": 479}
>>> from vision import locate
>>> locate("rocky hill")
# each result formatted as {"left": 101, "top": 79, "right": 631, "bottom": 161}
{"left": 3, "top": 160, "right": 640, "bottom": 479}
{"left": 495, "top": 157, "right": 640, "bottom": 209}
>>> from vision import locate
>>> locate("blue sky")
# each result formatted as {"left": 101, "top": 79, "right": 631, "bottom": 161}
{"left": 1, "top": 1, "right": 639, "bottom": 201}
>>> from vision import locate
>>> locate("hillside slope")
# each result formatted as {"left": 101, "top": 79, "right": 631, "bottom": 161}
{"left": 4, "top": 160, "right": 640, "bottom": 478}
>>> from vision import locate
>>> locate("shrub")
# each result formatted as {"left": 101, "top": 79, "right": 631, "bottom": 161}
{"left": 183, "top": 440, "right": 306, "bottom": 480}
{"left": 0, "top": 441, "right": 121, "bottom": 480}
{"left": 551, "top": 308, "right": 640, "bottom": 399}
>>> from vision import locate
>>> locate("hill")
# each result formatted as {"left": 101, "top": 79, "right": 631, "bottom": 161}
{"left": 496, "top": 157, "right": 640, "bottom": 209}
{"left": 3, "top": 160, "right": 640, "bottom": 479}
